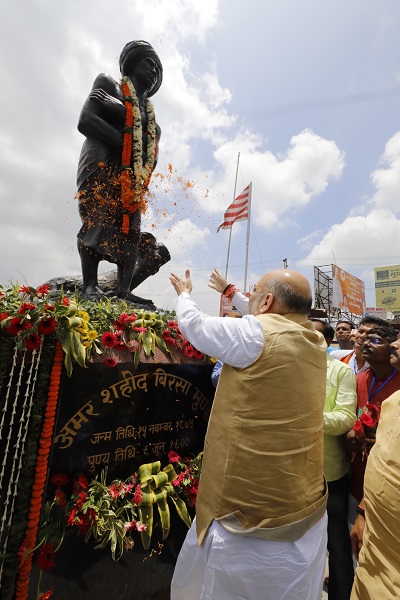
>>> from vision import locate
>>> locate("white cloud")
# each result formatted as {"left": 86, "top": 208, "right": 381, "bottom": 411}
{"left": 134, "top": 0, "right": 219, "bottom": 43}
{"left": 187, "top": 128, "right": 345, "bottom": 230}
{"left": 303, "top": 131, "right": 400, "bottom": 272}
{"left": 369, "top": 131, "right": 400, "bottom": 213}
{"left": 302, "top": 209, "right": 400, "bottom": 265}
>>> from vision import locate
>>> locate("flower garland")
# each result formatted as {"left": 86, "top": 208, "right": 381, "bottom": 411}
{"left": 15, "top": 340, "right": 64, "bottom": 600}
{"left": 33, "top": 452, "right": 202, "bottom": 572}
{"left": 120, "top": 76, "right": 158, "bottom": 234}
{"left": 0, "top": 337, "right": 56, "bottom": 600}
{"left": 0, "top": 286, "right": 209, "bottom": 375}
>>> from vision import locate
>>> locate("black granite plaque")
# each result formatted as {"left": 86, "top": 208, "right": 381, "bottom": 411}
{"left": 51, "top": 361, "right": 213, "bottom": 480}
{"left": 27, "top": 359, "right": 214, "bottom": 600}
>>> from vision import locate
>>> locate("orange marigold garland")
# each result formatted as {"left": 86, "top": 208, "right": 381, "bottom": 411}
{"left": 120, "top": 77, "right": 158, "bottom": 235}
{"left": 15, "top": 341, "right": 64, "bottom": 600}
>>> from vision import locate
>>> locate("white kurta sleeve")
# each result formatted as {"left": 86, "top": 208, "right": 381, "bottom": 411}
{"left": 231, "top": 291, "right": 249, "bottom": 316}
{"left": 176, "top": 293, "right": 263, "bottom": 369}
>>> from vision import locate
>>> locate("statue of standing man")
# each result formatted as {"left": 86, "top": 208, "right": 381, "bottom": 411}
{"left": 76, "top": 40, "right": 170, "bottom": 306}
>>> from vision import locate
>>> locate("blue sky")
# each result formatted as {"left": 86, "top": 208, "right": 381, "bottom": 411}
{"left": 1, "top": 0, "right": 400, "bottom": 315}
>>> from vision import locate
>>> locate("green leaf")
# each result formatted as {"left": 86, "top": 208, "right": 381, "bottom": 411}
{"left": 142, "top": 329, "right": 153, "bottom": 355}
{"left": 70, "top": 331, "right": 86, "bottom": 367}
{"left": 169, "top": 493, "right": 192, "bottom": 529}
{"left": 133, "top": 347, "right": 141, "bottom": 368}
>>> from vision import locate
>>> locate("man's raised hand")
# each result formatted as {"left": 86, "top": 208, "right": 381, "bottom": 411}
{"left": 170, "top": 270, "right": 193, "bottom": 296}
{"left": 208, "top": 268, "right": 228, "bottom": 294}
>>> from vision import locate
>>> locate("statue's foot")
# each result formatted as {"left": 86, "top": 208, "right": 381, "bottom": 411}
{"left": 81, "top": 285, "right": 106, "bottom": 300}
{"left": 116, "top": 291, "right": 157, "bottom": 310}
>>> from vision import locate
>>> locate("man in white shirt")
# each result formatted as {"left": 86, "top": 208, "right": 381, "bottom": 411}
{"left": 170, "top": 268, "right": 328, "bottom": 600}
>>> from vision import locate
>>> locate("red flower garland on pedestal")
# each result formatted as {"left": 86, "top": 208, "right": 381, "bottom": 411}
{"left": 15, "top": 341, "right": 64, "bottom": 600}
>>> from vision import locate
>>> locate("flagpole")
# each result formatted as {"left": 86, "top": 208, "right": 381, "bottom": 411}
{"left": 224, "top": 152, "right": 240, "bottom": 279}
{"left": 243, "top": 181, "right": 252, "bottom": 292}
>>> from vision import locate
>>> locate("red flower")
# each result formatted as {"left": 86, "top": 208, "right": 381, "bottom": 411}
{"left": 101, "top": 331, "right": 119, "bottom": 348}
{"left": 67, "top": 508, "right": 78, "bottom": 526}
{"left": 0, "top": 312, "right": 8, "bottom": 323}
{"left": 50, "top": 472, "right": 69, "bottom": 487}
{"left": 18, "top": 285, "right": 32, "bottom": 295}
{"left": 353, "top": 420, "right": 363, "bottom": 432}
{"left": 7, "top": 317, "right": 31, "bottom": 336}
{"left": 167, "top": 320, "right": 179, "bottom": 329}
{"left": 172, "top": 472, "right": 185, "bottom": 487}
{"left": 62, "top": 296, "right": 70, "bottom": 306}
{"left": 54, "top": 488, "right": 66, "bottom": 508}
{"left": 132, "top": 326, "right": 147, "bottom": 332}
{"left": 113, "top": 341, "right": 127, "bottom": 351}
{"left": 186, "top": 483, "right": 199, "bottom": 507}
{"left": 104, "top": 357, "right": 117, "bottom": 368}
{"left": 115, "top": 313, "right": 137, "bottom": 329}
{"left": 168, "top": 451, "right": 180, "bottom": 463}
{"left": 38, "top": 590, "right": 53, "bottom": 600}
{"left": 127, "top": 340, "right": 140, "bottom": 352}
{"left": 132, "top": 484, "right": 142, "bottom": 504}
{"left": 162, "top": 330, "right": 176, "bottom": 345}
{"left": 38, "top": 317, "right": 57, "bottom": 335}
{"left": 18, "top": 302, "right": 36, "bottom": 314}
{"left": 25, "top": 333, "right": 42, "bottom": 351}
{"left": 353, "top": 420, "right": 365, "bottom": 439}
{"left": 36, "top": 284, "right": 51, "bottom": 298}
{"left": 359, "top": 413, "right": 376, "bottom": 428}
{"left": 365, "top": 403, "right": 381, "bottom": 422}
{"left": 72, "top": 474, "right": 88, "bottom": 493}
{"left": 193, "top": 349, "right": 205, "bottom": 360}
{"left": 108, "top": 484, "right": 121, "bottom": 499}
{"left": 44, "top": 303, "right": 55, "bottom": 311}
{"left": 184, "top": 344, "right": 195, "bottom": 358}
{"left": 75, "top": 490, "right": 88, "bottom": 509}
{"left": 37, "top": 543, "right": 56, "bottom": 571}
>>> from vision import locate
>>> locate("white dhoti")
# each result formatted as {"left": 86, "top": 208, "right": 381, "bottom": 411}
{"left": 171, "top": 514, "right": 327, "bottom": 600}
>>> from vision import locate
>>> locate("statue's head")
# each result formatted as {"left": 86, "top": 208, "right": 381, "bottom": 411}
{"left": 119, "top": 40, "right": 163, "bottom": 97}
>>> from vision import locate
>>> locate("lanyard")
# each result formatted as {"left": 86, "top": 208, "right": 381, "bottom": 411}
{"left": 368, "top": 369, "right": 397, "bottom": 402}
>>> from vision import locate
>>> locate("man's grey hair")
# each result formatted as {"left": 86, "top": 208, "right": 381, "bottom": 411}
{"left": 263, "top": 279, "right": 312, "bottom": 314}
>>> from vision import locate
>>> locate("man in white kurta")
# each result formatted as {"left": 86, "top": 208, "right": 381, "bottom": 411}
{"left": 170, "top": 268, "right": 328, "bottom": 600}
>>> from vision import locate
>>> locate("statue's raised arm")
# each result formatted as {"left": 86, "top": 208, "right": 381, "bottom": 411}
{"left": 76, "top": 41, "right": 169, "bottom": 307}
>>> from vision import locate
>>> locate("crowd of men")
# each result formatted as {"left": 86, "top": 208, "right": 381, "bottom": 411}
{"left": 169, "top": 268, "right": 400, "bottom": 600}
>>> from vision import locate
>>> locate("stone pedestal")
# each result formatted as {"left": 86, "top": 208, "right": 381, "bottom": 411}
{"left": 28, "top": 353, "right": 214, "bottom": 599}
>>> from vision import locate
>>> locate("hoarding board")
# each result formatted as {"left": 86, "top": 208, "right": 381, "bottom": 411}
{"left": 364, "top": 307, "right": 388, "bottom": 320}
{"left": 219, "top": 292, "right": 250, "bottom": 317}
{"left": 374, "top": 265, "right": 400, "bottom": 310}
{"left": 331, "top": 264, "right": 365, "bottom": 316}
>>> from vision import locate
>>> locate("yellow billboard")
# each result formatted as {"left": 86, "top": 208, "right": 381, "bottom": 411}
{"left": 374, "top": 265, "right": 400, "bottom": 310}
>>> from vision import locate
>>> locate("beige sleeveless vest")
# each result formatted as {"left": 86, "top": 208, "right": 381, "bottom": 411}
{"left": 196, "top": 312, "right": 327, "bottom": 545}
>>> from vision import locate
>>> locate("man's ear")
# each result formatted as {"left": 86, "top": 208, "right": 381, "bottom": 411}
{"left": 259, "top": 292, "right": 273, "bottom": 314}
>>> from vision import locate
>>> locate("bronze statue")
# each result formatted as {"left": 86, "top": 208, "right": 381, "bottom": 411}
{"left": 76, "top": 40, "right": 170, "bottom": 305}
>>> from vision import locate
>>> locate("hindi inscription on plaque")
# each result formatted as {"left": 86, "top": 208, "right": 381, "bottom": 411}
{"left": 51, "top": 361, "right": 213, "bottom": 480}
